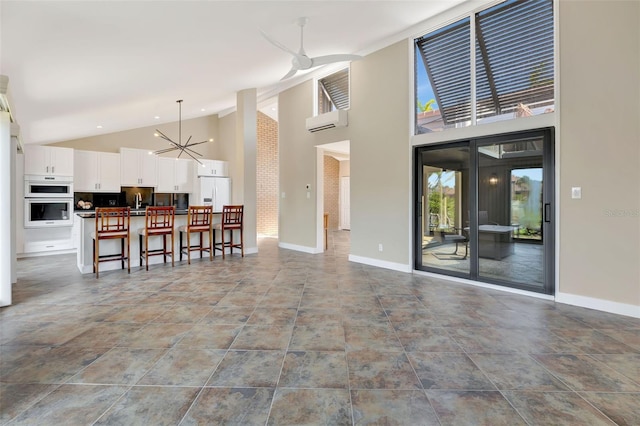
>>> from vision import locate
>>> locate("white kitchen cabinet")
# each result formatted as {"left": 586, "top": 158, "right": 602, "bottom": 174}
{"left": 23, "top": 226, "right": 74, "bottom": 254}
{"left": 120, "top": 148, "right": 158, "bottom": 186}
{"left": 24, "top": 145, "right": 74, "bottom": 176}
{"left": 74, "top": 150, "right": 121, "bottom": 192}
{"left": 195, "top": 159, "right": 228, "bottom": 177}
{"left": 157, "top": 157, "right": 193, "bottom": 193}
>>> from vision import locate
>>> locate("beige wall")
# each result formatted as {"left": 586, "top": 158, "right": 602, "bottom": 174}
{"left": 277, "top": 41, "right": 410, "bottom": 262}
{"left": 558, "top": 0, "right": 640, "bottom": 307}
{"left": 349, "top": 41, "right": 411, "bottom": 265}
{"left": 340, "top": 160, "right": 350, "bottom": 178}
{"left": 278, "top": 80, "right": 319, "bottom": 248}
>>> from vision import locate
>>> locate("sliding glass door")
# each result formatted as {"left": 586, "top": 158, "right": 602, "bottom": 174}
{"left": 415, "top": 128, "right": 554, "bottom": 294}
{"left": 416, "top": 143, "right": 470, "bottom": 277}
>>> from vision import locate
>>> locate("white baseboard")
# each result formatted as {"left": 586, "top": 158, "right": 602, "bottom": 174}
{"left": 556, "top": 292, "right": 640, "bottom": 319}
{"left": 18, "top": 248, "right": 76, "bottom": 258}
{"left": 348, "top": 254, "right": 412, "bottom": 273}
{"left": 413, "top": 270, "right": 555, "bottom": 301}
{"left": 278, "top": 242, "right": 323, "bottom": 254}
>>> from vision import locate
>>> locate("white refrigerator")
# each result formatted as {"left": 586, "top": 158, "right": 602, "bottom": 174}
{"left": 193, "top": 176, "right": 231, "bottom": 212}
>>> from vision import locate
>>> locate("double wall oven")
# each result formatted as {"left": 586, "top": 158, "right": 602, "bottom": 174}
{"left": 24, "top": 175, "right": 74, "bottom": 228}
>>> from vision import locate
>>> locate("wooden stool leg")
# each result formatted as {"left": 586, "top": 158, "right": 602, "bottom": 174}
{"left": 170, "top": 231, "right": 175, "bottom": 267}
{"left": 209, "top": 228, "right": 213, "bottom": 261}
{"left": 144, "top": 234, "right": 149, "bottom": 271}
{"left": 139, "top": 234, "right": 143, "bottom": 269}
{"left": 179, "top": 232, "right": 183, "bottom": 261}
{"left": 187, "top": 231, "right": 191, "bottom": 265}
{"left": 93, "top": 238, "right": 98, "bottom": 277}
{"left": 126, "top": 235, "right": 130, "bottom": 274}
{"left": 221, "top": 229, "right": 226, "bottom": 259}
{"left": 163, "top": 235, "right": 167, "bottom": 263}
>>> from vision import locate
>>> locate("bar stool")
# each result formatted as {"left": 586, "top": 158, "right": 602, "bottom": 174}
{"left": 213, "top": 205, "right": 244, "bottom": 259}
{"left": 93, "top": 207, "right": 131, "bottom": 278}
{"left": 138, "top": 206, "right": 175, "bottom": 270}
{"left": 178, "top": 205, "right": 213, "bottom": 264}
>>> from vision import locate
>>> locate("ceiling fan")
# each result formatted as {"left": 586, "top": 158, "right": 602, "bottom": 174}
{"left": 261, "top": 17, "right": 362, "bottom": 80}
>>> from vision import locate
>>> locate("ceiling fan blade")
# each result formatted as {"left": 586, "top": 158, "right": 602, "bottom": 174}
{"left": 260, "top": 29, "right": 297, "bottom": 57}
{"left": 310, "top": 54, "right": 363, "bottom": 67}
{"left": 280, "top": 67, "right": 298, "bottom": 80}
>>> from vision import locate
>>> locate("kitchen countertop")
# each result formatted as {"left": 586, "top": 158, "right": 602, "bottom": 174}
{"left": 75, "top": 208, "right": 190, "bottom": 218}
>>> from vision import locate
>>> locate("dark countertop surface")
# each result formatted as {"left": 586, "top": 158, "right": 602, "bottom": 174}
{"left": 75, "top": 208, "right": 190, "bottom": 218}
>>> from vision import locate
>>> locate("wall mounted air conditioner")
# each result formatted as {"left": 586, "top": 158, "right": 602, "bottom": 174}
{"left": 306, "top": 109, "right": 348, "bottom": 133}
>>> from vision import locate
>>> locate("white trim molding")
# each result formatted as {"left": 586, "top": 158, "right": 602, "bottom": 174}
{"left": 349, "top": 254, "right": 412, "bottom": 273}
{"left": 278, "top": 242, "right": 323, "bottom": 255}
{"left": 413, "top": 270, "right": 555, "bottom": 301}
{"left": 556, "top": 292, "right": 640, "bottom": 319}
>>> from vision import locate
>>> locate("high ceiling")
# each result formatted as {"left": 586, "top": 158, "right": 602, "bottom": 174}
{"left": 1, "top": 1, "right": 469, "bottom": 145}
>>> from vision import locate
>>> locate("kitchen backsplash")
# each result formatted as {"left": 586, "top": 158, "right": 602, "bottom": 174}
{"left": 75, "top": 188, "right": 188, "bottom": 210}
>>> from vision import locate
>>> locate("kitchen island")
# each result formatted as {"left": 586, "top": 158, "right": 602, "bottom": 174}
{"left": 75, "top": 209, "right": 221, "bottom": 274}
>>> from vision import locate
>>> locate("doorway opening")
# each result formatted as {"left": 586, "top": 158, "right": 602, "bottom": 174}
{"left": 316, "top": 141, "right": 350, "bottom": 253}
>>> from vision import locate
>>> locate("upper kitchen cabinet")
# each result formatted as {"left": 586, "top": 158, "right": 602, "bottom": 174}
{"left": 24, "top": 145, "right": 74, "bottom": 176}
{"left": 120, "top": 148, "right": 157, "bottom": 187}
{"left": 196, "top": 159, "right": 228, "bottom": 177}
{"left": 74, "top": 150, "right": 121, "bottom": 192}
{"left": 157, "top": 157, "right": 193, "bottom": 193}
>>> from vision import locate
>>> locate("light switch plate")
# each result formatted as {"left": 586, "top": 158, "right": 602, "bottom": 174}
{"left": 571, "top": 187, "right": 581, "bottom": 199}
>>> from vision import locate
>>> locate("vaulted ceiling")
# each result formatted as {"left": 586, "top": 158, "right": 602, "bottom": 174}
{"left": 1, "top": 1, "right": 468, "bottom": 145}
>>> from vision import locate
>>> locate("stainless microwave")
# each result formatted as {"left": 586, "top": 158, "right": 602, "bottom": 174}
{"left": 24, "top": 197, "right": 74, "bottom": 228}
{"left": 24, "top": 175, "right": 73, "bottom": 198}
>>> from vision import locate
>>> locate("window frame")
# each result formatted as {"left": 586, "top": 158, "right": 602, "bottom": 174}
{"left": 413, "top": 0, "right": 555, "bottom": 136}
{"left": 313, "top": 66, "right": 351, "bottom": 116}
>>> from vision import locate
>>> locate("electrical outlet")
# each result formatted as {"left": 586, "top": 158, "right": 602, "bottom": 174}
{"left": 378, "top": 243, "right": 383, "bottom": 252}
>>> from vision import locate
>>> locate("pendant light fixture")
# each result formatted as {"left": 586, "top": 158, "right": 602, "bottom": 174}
{"left": 153, "top": 100, "right": 213, "bottom": 164}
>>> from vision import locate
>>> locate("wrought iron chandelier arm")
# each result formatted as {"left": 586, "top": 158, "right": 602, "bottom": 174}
{"left": 152, "top": 99, "right": 213, "bottom": 164}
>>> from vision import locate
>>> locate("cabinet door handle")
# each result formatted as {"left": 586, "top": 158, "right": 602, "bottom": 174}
{"left": 52, "top": 166, "right": 55, "bottom": 174}
{"left": 46, "top": 166, "right": 49, "bottom": 173}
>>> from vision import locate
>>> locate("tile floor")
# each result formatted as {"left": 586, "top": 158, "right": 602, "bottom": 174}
{"left": 1, "top": 231, "right": 639, "bottom": 425}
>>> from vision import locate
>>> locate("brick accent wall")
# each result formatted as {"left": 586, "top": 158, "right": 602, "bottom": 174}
{"left": 324, "top": 156, "right": 340, "bottom": 230}
{"left": 257, "top": 112, "right": 278, "bottom": 236}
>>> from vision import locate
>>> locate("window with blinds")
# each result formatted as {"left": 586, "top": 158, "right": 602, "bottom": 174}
{"left": 318, "top": 68, "right": 350, "bottom": 114}
{"left": 415, "top": 0, "right": 554, "bottom": 134}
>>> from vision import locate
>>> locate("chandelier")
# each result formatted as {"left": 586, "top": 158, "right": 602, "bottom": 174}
{"left": 153, "top": 99, "right": 213, "bottom": 164}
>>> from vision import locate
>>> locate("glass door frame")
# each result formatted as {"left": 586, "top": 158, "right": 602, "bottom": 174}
{"left": 414, "top": 127, "right": 555, "bottom": 295}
